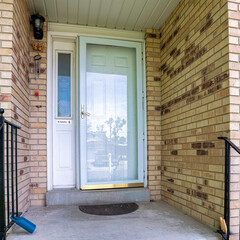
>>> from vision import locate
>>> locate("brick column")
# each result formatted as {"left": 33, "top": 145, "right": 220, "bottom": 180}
{"left": 0, "top": 0, "right": 13, "bottom": 117}
{"left": 228, "top": 1, "right": 240, "bottom": 239}
{"left": 145, "top": 29, "right": 161, "bottom": 200}
{"left": 12, "top": 0, "right": 31, "bottom": 211}
{"left": 0, "top": 0, "right": 32, "bottom": 213}
{"left": 28, "top": 19, "right": 48, "bottom": 206}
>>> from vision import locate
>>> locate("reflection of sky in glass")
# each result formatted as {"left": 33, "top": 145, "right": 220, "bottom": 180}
{"left": 58, "top": 53, "right": 71, "bottom": 117}
{"left": 58, "top": 76, "right": 71, "bottom": 117}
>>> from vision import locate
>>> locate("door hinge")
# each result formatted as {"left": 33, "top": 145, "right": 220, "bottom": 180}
{"left": 142, "top": 91, "right": 145, "bottom": 110}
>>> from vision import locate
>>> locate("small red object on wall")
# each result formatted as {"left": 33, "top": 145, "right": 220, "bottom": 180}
{"left": 35, "top": 91, "right": 39, "bottom": 97}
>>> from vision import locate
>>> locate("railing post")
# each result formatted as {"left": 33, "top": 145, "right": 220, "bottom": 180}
{"left": 11, "top": 126, "right": 14, "bottom": 218}
{"left": 218, "top": 137, "right": 234, "bottom": 240}
{"left": 15, "top": 128, "right": 18, "bottom": 217}
{"left": 0, "top": 109, "right": 6, "bottom": 240}
{"left": 225, "top": 142, "right": 230, "bottom": 240}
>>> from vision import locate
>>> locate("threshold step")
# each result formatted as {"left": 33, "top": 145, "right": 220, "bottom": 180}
{"left": 46, "top": 188, "right": 150, "bottom": 206}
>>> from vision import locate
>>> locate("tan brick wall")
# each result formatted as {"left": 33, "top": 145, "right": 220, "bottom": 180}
{"left": 2, "top": 3, "right": 239, "bottom": 237}
{"left": 0, "top": 0, "right": 47, "bottom": 207}
{"left": 228, "top": 1, "right": 240, "bottom": 239}
{"left": 145, "top": 29, "right": 162, "bottom": 200}
{"left": 146, "top": 0, "right": 229, "bottom": 230}
{"left": 28, "top": 20, "right": 47, "bottom": 206}
{"left": 0, "top": 0, "right": 31, "bottom": 213}
{"left": 0, "top": 0, "right": 13, "bottom": 117}
{"left": 12, "top": 0, "right": 31, "bottom": 212}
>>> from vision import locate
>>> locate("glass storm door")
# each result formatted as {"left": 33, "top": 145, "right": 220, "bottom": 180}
{"left": 79, "top": 37, "right": 144, "bottom": 190}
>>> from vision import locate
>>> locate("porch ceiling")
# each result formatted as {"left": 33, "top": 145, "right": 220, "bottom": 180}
{"left": 26, "top": 0, "right": 180, "bottom": 31}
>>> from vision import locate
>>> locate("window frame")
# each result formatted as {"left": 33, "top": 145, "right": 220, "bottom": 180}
{"left": 55, "top": 50, "right": 73, "bottom": 119}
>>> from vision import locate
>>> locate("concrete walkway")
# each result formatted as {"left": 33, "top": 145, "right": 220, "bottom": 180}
{"left": 8, "top": 201, "right": 220, "bottom": 240}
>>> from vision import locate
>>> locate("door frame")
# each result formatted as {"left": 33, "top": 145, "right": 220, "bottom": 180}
{"left": 79, "top": 36, "right": 145, "bottom": 189}
{"left": 47, "top": 23, "right": 147, "bottom": 191}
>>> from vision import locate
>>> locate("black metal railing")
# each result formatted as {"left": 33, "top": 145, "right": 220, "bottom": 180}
{"left": 217, "top": 137, "right": 240, "bottom": 240}
{"left": 0, "top": 109, "right": 21, "bottom": 240}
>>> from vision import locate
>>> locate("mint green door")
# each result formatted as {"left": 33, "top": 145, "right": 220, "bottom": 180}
{"left": 79, "top": 37, "right": 144, "bottom": 189}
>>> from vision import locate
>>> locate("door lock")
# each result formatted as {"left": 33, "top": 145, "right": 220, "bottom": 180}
{"left": 81, "top": 104, "right": 90, "bottom": 119}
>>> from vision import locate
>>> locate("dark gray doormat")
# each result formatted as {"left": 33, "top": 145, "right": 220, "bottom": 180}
{"left": 79, "top": 203, "right": 139, "bottom": 216}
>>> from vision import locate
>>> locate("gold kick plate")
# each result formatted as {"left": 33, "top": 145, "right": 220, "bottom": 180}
{"left": 81, "top": 183, "right": 144, "bottom": 190}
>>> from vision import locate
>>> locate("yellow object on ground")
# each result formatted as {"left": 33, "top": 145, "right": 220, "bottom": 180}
{"left": 220, "top": 217, "right": 227, "bottom": 234}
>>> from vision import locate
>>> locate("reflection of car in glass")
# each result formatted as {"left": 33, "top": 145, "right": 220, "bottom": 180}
{"left": 93, "top": 154, "right": 109, "bottom": 167}
{"left": 93, "top": 153, "right": 120, "bottom": 167}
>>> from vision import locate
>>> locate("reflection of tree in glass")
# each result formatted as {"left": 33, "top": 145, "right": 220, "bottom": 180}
{"left": 96, "top": 124, "right": 105, "bottom": 133}
{"left": 105, "top": 117, "right": 126, "bottom": 141}
{"left": 88, "top": 122, "right": 106, "bottom": 140}
{"left": 105, "top": 117, "right": 127, "bottom": 177}
{"left": 106, "top": 118, "right": 114, "bottom": 139}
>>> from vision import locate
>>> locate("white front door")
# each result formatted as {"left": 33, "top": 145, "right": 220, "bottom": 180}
{"left": 79, "top": 37, "right": 145, "bottom": 190}
{"left": 52, "top": 41, "right": 76, "bottom": 188}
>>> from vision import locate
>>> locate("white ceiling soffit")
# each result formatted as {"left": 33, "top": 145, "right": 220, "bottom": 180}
{"left": 26, "top": 0, "right": 180, "bottom": 31}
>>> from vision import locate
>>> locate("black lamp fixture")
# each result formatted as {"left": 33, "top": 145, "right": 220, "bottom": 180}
{"left": 31, "top": 14, "right": 45, "bottom": 40}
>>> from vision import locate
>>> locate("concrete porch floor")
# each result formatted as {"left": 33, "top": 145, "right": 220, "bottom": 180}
{"left": 8, "top": 201, "right": 220, "bottom": 240}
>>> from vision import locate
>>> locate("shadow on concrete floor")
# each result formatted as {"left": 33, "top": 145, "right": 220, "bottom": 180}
{"left": 8, "top": 201, "right": 221, "bottom": 240}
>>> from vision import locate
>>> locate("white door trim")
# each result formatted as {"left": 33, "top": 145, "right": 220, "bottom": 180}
{"left": 47, "top": 31, "right": 53, "bottom": 191}
{"left": 47, "top": 27, "right": 147, "bottom": 191}
{"left": 48, "top": 23, "right": 145, "bottom": 41}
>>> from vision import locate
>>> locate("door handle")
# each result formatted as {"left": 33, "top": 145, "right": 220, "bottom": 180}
{"left": 81, "top": 104, "right": 90, "bottom": 119}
